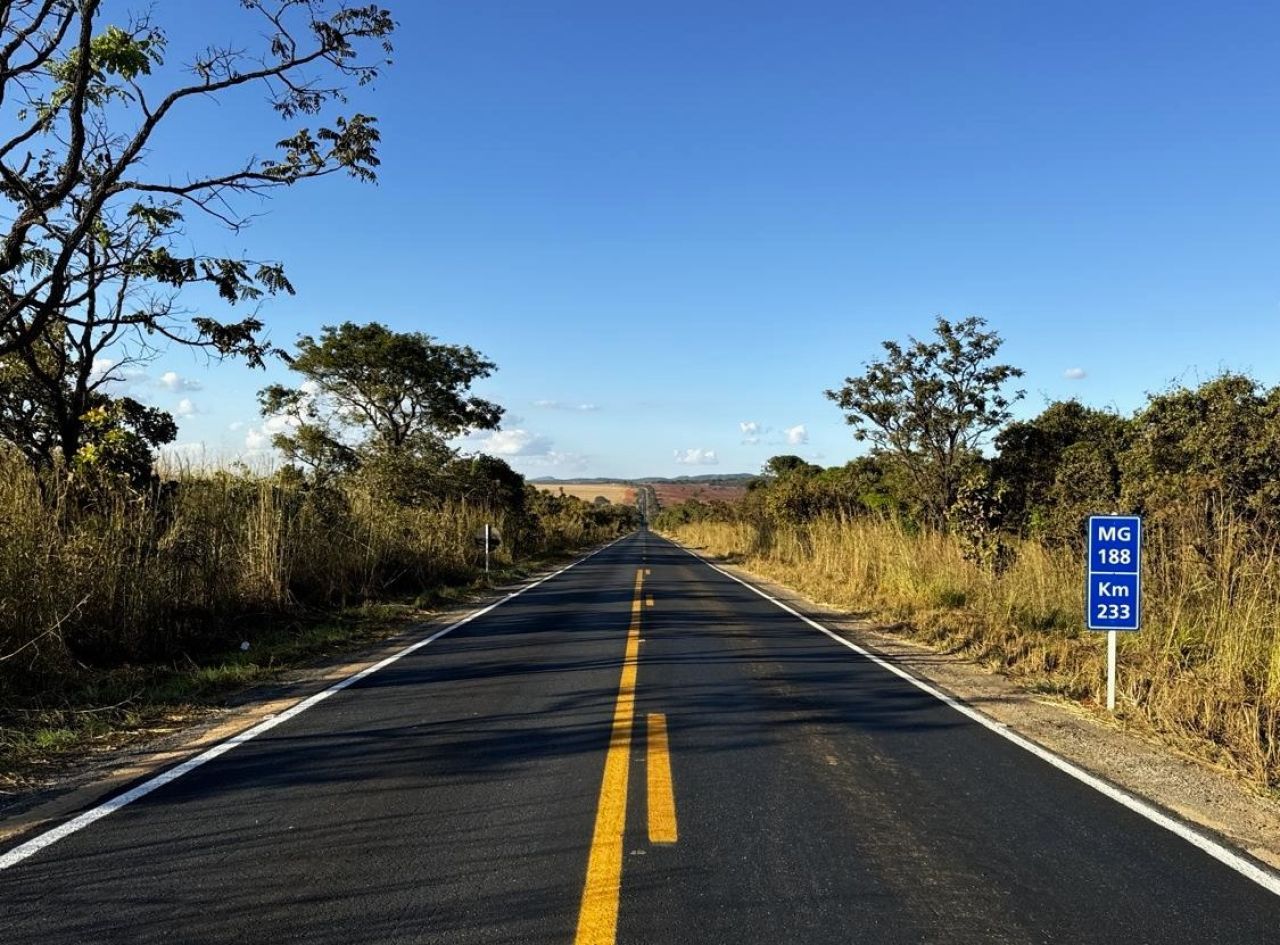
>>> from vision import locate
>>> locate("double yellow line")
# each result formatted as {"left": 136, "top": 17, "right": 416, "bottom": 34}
{"left": 573, "top": 568, "right": 677, "bottom": 945}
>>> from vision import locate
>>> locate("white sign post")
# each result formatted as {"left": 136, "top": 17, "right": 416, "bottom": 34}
{"left": 474, "top": 525, "right": 501, "bottom": 575}
{"left": 1106, "top": 629, "right": 1117, "bottom": 711}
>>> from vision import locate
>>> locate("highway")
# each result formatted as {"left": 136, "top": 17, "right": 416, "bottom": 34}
{"left": 2, "top": 531, "right": 1279, "bottom": 943}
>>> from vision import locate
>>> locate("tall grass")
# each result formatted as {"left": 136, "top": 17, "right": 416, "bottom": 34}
{"left": 668, "top": 516, "right": 1280, "bottom": 787}
{"left": 0, "top": 453, "right": 621, "bottom": 704}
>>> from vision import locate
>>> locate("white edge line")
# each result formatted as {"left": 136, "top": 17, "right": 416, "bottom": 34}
{"left": 668, "top": 536, "right": 1280, "bottom": 899}
{"left": 0, "top": 534, "right": 631, "bottom": 872}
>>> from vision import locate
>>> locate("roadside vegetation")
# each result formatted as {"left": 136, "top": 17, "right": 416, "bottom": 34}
{"left": 658, "top": 318, "right": 1280, "bottom": 790}
{"left": 0, "top": 3, "right": 634, "bottom": 783}
{"left": 0, "top": 450, "right": 633, "bottom": 781}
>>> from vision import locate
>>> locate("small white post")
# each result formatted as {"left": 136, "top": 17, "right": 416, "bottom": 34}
{"left": 484, "top": 523, "right": 491, "bottom": 574}
{"left": 1106, "top": 629, "right": 1117, "bottom": 711}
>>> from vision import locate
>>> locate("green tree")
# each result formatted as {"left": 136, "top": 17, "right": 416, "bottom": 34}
{"left": 355, "top": 445, "right": 527, "bottom": 511}
{"left": 1121, "top": 373, "right": 1280, "bottom": 533}
{"left": 0, "top": 325, "right": 177, "bottom": 480}
{"left": 72, "top": 396, "right": 177, "bottom": 484}
{"left": 993, "top": 400, "right": 1131, "bottom": 538}
{"left": 814, "top": 456, "right": 906, "bottom": 517}
{"left": 825, "top": 316, "right": 1024, "bottom": 524}
{"left": 761, "top": 454, "right": 819, "bottom": 479}
{"left": 449, "top": 454, "right": 528, "bottom": 512}
{"left": 0, "top": 336, "right": 62, "bottom": 466}
{"left": 0, "top": 0, "right": 394, "bottom": 355}
{"left": 0, "top": 201, "right": 297, "bottom": 466}
{"left": 1044, "top": 440, "right": 1127, "bottom": 544}
{"left": 947, "top": 467, "right": 1013, "bottom": 572}
{"left": 259, "top": 322, "right": 504, "bottom": 479}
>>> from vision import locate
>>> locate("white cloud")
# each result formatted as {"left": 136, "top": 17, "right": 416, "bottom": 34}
{"left": 228, "top": 421, "right": 245, "bottom": 431}
{"left": 175, "top": 398, "right": 197, "bottom": 417}
{"left": 263, "top": 413, "right": 299, "bottom": 434}
{"left": 160, "top": 370, "right": 202, "bottom": 392}
{"left": 242, "top": 411, "right": 299, "bottom": 451}
{"left": 477, "top": 428, "right": 555, "bottom": 457}
{"left": 674, "top": 448, "right": 718, "bottom": 466}
{"left": 463, "top": 428, "right": 588, "bottom": 469}
{"left": 534, "top": 451, "right": 591, "bottom": 470}
{"left": 89, "top": 358, "right": 148, "bottom": 393}
{"left": 533, "top": 399, "right": 600, "bottom": 412}
{"left": 739, "top": 421, "right": 760, "bottom": 435}
{"left": 1064, "top": 367, "right": 1087, "bottom": 380}
{"left": 784, "top": 424, "right": 808, "bottom": 445}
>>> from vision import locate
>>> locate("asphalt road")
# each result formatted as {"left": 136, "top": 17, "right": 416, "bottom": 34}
{"left": 3, "top": 530, "right": 1279, "bottom": 943}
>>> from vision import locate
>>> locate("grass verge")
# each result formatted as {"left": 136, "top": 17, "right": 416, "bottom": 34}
{"left": 665, "top": 518, "right": 1280, "bottom": 792}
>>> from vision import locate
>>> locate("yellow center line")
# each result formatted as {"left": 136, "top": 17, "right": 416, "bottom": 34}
{"left": 646, "top": 713, "right": 678, "bottom": 844}
{"left": 573, "top": 568, "right": 645, "bottom": 945}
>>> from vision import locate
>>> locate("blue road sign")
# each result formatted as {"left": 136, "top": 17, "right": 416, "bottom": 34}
{"left": 1087, "top": 515, "right": 1141, "bottom": 631}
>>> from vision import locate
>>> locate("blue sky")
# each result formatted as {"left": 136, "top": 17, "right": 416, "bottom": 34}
{"left": 121, "top": 1, "right": 1280, "bottom": 477}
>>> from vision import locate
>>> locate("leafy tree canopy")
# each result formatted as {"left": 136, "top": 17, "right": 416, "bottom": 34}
{"left": 826, "top": 316, "right": 1024, "bottom": 523}
{"left": 72, "top": 396, "right": 177, "bottom": 484}
{"left": 993, "top": 399, "right": 1131, "bottom": 536}
{"left": 0, "top": 323, "right": 176, "bottom": 479}
{"left": 761, "top": 454, "right": 819, "bottom": 478}
{"left": 0, "top": 1, "right": 395, "bottom": 358}
{"left": 259, "top": 321, "right": 503, "bottom": 479}
{"left": 0, "top": 2, "right": 397, "bottom": 479}
{"left": 1121, "top": 373, "right": 1280, "bottom": 532}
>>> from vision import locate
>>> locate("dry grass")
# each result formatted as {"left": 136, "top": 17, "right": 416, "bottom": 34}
{"left": 2, "top": 474, "right": 484, "bottom": 665}
{"left": 0, "top": 457, "right": 624, "bottom": 697}
{"left": 667, "top": 517, "right": 1280, "bottom": 788}
{"left": 533, "top": 483, "right": 635, "bottom": 504}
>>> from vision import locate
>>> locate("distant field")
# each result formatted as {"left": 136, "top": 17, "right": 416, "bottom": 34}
{"left": 534, "top": 483, "right": 636, "bottom": 505}
{"left": 532, "top": 481, "right": 750, "bottom": 507}
{"left": 652, "top": 483, "right": 749, "bottom": 505}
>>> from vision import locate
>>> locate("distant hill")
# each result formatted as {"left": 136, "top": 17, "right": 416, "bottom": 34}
{"left": 529, "top": 474, "right": 757, "bottom": 485}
